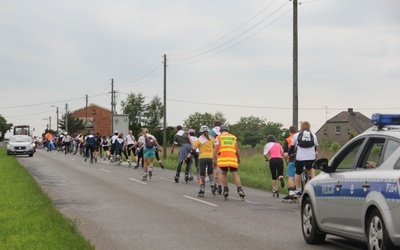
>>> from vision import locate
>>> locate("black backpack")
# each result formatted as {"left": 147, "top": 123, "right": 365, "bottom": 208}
{"left": 297, "top": 130, "right": 315, "bottom": 148}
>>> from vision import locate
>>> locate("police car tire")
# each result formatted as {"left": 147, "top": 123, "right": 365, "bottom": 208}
{"left": 301, "top": 197, "right": 326, "bottom": 244}
{"left": 367, "top": 209, "right": 395, "bottom": 250}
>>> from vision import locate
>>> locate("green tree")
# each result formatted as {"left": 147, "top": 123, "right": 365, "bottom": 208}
{"left": 120, "top": 92, "right": 146, "bottom": 136}
{"left": 58, "top": 113, "right": 85, "bottom": 134}
{"left": 214, "top": 111, "right": 227, "bottom": 125}
{"left": 183, "top": 112, "right": 225, "bottom": 134}
{"left": 0, "top": 115, "right": 12, "bottom": 141}
{"left": 143, "top": 95, "right": 164, "bottom": 134}
{"left": 230, "top": 116, "right": 266, "bottom": 148}
{"left": 262, "top": 122, "right": 285, "bottom": 142}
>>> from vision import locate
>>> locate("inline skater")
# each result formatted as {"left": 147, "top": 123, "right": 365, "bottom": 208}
{"left": 187, "top": 125, "right": 215, "bottom": 197}
{"left": 213, "top": 125, "right": 245, "bottom": 200}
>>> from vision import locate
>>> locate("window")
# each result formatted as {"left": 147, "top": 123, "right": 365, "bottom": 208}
{"left": 92, "top": 109, "right": 96, "bottom": 115}
{"left": 324, "top": 129, "right": 327, "bottom": 135}
{"left": 332, "top": 139, "right": 364, "bottom": 171}
{"left": 360, "top": 137, "right": 385, "bottom": 169}
{"left": 335, "top": 126, "right": 341, "bottom": 135}
{"left": 383, "top": 139, "right": 400, "bottom": 162}
{"left": 394, "top": 158, "right": 400, "bottom": 170}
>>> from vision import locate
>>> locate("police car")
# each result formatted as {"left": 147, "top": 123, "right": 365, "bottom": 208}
{"left": 301, "top": 114, "right": 400, "bottom": 250}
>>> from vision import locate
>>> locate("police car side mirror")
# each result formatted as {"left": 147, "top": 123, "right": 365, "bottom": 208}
{"left": 313, "top": 158, "right": 330, "bottom": 173}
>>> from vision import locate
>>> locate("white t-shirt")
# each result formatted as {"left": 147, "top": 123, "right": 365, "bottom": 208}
{"left": 291, "top": 131, "right": 318, "bottom": 161}
{"left": 125, "top": 134, "right": 136, "bottom": 145}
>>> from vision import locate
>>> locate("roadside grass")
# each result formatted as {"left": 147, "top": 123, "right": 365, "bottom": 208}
{"left": 0, "top": 147, "right": 93, "bottom": 250}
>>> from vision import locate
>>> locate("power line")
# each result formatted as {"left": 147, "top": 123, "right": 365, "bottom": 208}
{"left": 170, "top": 1, "right": 291, "bottom": 64}
{"left": 170, "top": 0, "right": 283, "bottom": 58}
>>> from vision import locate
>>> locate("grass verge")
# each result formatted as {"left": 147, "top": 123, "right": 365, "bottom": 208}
{"left": 0, "top": 147, "right": 93, "bottom": 250}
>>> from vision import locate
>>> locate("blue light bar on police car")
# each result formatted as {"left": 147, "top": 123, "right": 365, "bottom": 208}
{"left": 371, "top": 113, "right": 400, "bottom": 126}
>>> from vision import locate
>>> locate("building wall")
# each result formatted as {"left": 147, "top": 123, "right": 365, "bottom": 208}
{"left": 71, "top": 106, "right": 111, "bottom": 136}
{"left": 316, "top": 122, "right": 357, "bottom": 146}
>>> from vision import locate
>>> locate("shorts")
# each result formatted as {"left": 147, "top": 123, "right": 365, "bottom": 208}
{"left": 103, "top": 146, "right": 109, "bottom": 151}
{"left": 143, "top": 148, "right": 156, "bottom": 159}
{"left": 287, "top": 161, "right": 295, "bottom": 178}
{"left": 220, "top": 167, "right": 238, "bottom": 172}
{"left": 295, "top": 160, "right": 315, "bottom": 175}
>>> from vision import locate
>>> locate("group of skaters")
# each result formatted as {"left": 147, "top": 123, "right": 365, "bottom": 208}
{"left": 263, "top": 121, "right": 318, "bottom": 202}
{"left": 171, "top": 121, "right": 245, "bottom": 200}
{"left": 38, "top": 119, "right": 317, "bottom": 202}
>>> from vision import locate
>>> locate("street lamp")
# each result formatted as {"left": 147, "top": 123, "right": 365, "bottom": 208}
{"left": 51, "top": 105, "right": 59, "bottom": 135}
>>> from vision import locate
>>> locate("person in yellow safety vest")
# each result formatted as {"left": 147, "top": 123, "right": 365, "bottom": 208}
{"left": 212, "top": 125, "right": 245, "bottom": 200}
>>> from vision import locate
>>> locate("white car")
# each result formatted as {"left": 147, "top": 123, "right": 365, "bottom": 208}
{"left": 7, "top": 135, "right": 36, "bottom": 157}
{"left": 301, "top": 113, "right": 400, "bottom": 250}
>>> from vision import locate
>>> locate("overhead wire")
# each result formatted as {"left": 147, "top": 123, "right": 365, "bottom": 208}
{"left": 170, "top": 0, "right": 282, "bottom": 58}
{"left": 170, "top": 0, "right": 291, "bottom": 65}
{"left": 171, "top": 7, "right": 293, "bottom": 66}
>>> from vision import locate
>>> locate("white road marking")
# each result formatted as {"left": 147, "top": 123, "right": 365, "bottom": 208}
{"left": 100, "top": 168, "right": 110, "bottom": 173}
{"left": 157, "top": 176, "right": 176, "bottom": 183}
{"left": 229, "top": 196, "right": 260, "bottom": 204}
{"left": 129, "top": 178, "right": 147, "bottom": 185}
{"left": 183, "top": 195, "right": 218, "bottom": 207}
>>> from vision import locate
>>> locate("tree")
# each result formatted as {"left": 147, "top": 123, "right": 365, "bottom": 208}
{"left": 183, "top": 112, "right": 225, "bottom": 134}
{"left": 230, "top": 116, "right": 266, "bottom": 148}
{"left": 0, "top": 115, "right": 12, "bottom": 141}
{"left": 120, "top": 92, "right": 146, "bottom": 136}
{"left": 214, "top": 111, "right": 227, "bottom": 125}
{"left": 262, "top": 122, "right": 285, "bottom": 142}
{"left": 143, "top": 95, "right": 163, "bottom": 134}
{"left": 58, "top": 113, "right": 85, "bottom": 134}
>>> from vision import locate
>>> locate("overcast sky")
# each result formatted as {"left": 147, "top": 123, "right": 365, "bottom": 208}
{"left": 1, "top": 0, "right": 399, "bottom": 137}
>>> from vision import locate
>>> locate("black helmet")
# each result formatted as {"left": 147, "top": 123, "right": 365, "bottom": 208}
{"left": 220, "top": 125, "right": 229, "bottom": 132}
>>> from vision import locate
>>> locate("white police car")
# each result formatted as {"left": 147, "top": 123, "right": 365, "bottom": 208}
{"left": 301, "top": 114, "right": 400, "bottom": 250}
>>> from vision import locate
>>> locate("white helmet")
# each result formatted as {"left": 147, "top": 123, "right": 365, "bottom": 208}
{"left": 199, "top": 125, "right": 209, "bottom": 133}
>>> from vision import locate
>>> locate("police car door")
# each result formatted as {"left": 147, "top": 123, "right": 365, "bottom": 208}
{"left": 316, "top": 137, "right": 366, "bottom": 233}
{"left": 339, "top": 137, "right": 400, "bottom": 238}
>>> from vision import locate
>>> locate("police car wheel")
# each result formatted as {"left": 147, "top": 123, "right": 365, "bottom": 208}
{"left": 367, "top": 209, "right": 394, "bottom": 250}
{"left": 301, "top": 197, "right": 326, "bottom": 244}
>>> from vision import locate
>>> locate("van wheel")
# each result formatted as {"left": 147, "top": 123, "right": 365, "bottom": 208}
{"left": 367, "top": 209, "right": 395, "bottom": 250}
{"left": 301, "top": 197, "right": 326, "bottom": 244}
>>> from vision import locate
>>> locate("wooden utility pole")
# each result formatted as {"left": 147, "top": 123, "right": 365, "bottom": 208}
{"left": 162, "top": 54, "right": 167, "bottom": 159}
{"left": 85, "top": 94, "right": 88, "bottom": 131}
{"left": 111, "top": 79, "right": 114, "bottom": 134}
{"left": 293, "top": 0, "right": 299, "bottom": 128}
{"left": 65, "top": 103, "right": 68, "bottom": 133}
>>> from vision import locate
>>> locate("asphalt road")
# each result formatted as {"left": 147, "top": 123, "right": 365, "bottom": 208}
{"left": 16, "top": 149, "right": 367, "bottom": 250}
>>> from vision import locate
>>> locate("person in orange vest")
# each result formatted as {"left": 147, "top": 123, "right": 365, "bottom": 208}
{"left": 213, "top": 125, "right": 245, "bottom": 200}
{"left": 282, "top": 126, "right": 298, "bottom": 202}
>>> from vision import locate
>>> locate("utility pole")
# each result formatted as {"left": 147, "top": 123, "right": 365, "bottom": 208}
{"left": 292, "top": 0, "right": 299, "bottom": 128}
{"left": 49, "top": 116, "right": 52, "bottom": 130}
{"left": 162, "top": 54, "right": 167, "bottom": 159}
{"left": 111, "top": 79, "right": 114, "bottom": 135}
{"left": 55, "top": 107, "right": 58, "bottom": 134}
{"left": 85, "top": 94, "right": 88, "bottom": 130}
{"left": 65, "top": 103, "right": 68, "bottom": 133}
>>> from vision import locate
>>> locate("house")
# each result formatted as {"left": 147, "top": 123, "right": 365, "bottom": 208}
{"left": 315, "top": 108, "right": 372, "bottom": 146}
{"left": 70, "top": 104, "right": 112, "bottom": 136}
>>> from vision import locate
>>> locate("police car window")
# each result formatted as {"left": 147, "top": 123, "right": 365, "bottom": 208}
{"left": 383, "top": 139, "right": 400, "bottom": 162}
{"left": 334, "top": 139, "right": 364, "bottom": 171}
{"left": 394, "top": 157, "right": 400, "bottom": 170}
{"left": 357, "top": 137, "right": 385, "bottom": 169}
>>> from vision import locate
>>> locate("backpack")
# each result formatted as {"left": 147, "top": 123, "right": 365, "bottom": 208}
{"left": 144, "top": 135, "right": 155, "bottom": 148}
{"left": 297, "top": 130, "right": 315, "bottom": 148}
